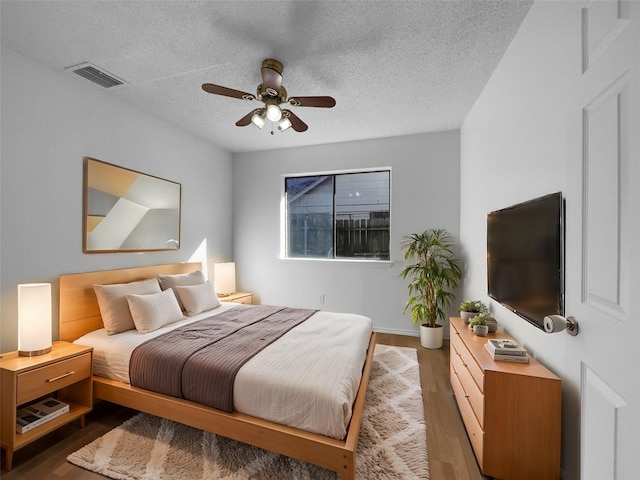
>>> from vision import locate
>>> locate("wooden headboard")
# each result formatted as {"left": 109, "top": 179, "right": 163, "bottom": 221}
{"left": 59, "top": 262, "right": 201, "bottom": 342}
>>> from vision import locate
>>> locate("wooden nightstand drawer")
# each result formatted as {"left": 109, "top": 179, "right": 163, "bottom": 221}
{"left": 16, "top": 353, "right": 91, "bottom": 406}
{"left": 231, "top": 295, "right": 252, "bottom": 304}
{"left": 219, "top": 292, "right": 253, "bottom": 304}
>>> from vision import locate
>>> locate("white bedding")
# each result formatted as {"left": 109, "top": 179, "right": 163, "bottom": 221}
{"left": 74, "top": 303, "right": 373, "bottom": 439}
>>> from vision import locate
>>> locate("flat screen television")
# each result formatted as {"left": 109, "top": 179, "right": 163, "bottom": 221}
{"left": 487, "top": 192, "right": 564, "bottom": 331}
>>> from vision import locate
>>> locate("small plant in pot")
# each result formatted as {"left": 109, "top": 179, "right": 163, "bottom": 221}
{"left": 458, "top": 300, "right": 489, "bottom": 324}
{"left": 469, "top": 313, "right": 498, "bottom": 335}
{"left": 400, "top": 229, "right": 462, "bottom": 349}
{"left": 469, "top": 315, "right": 489, "bottom": 336}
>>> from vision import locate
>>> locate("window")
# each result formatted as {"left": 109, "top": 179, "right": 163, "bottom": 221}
{"left": 284, "top": 170, "right": 390, "bottom": 260}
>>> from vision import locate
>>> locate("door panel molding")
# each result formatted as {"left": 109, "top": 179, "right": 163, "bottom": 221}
{"left": 581, "top": 72, "right": 629, "bottom": 320}
{"left": 582, "top": 0, "right": 630, "bottom": 73}
{"left": 581, "top": 363, "right": 626, "bottom": 480}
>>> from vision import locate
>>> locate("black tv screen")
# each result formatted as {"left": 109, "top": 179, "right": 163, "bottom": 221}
{"left": 487, "top": 192, "right": 564, "bottom": 331}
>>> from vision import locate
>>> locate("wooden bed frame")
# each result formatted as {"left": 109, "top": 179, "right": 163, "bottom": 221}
{"left": 59, "top": 262, "right": 376, "bottom": 480}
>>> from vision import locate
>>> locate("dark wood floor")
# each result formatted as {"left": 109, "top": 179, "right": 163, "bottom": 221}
{"left": 1, "top": 334, "right": 486, "bottom": 479}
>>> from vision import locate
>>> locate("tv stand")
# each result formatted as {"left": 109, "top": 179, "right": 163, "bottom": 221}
{"left": 449, "top": 317, "right": 561, "bottom": 480}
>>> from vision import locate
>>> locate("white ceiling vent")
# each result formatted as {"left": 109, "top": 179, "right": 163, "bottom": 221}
{"left": 65, "top": 62, "right": 128, "bottom": 88}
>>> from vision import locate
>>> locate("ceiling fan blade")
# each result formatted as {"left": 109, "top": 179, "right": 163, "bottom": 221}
{"left": 202, "top": 83, "right": 256, "bottom": 101}
{"left": 235, "top": 109, "right": 261, "bottom": 127}
{"left": 288, "top": 96, "right": 336, "bottom": 108}
{"left": 282, "top": 109, "right": 308, "bottom": 132}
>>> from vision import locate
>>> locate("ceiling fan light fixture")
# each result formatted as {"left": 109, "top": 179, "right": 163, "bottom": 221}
{"left": 251, "top": 109, "right": 266, "bottom": 129}
{"left": 202, "top": 58, "right": 336, "bottom": 133}
{"left": 266, "top": 103, "right": 282, "bottom": 122}
{"left": 278, "top": 117, "right": 292, "bottom": 132}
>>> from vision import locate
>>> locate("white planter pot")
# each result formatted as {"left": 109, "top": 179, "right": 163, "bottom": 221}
{"left": 420, "top": 324, "right": 444, "bottom": 349}
{"left": 460, "top": 311, "right": 480, "bottom": 324}
{"left": 474, "top": 325, "right": 489, "bottom": 337}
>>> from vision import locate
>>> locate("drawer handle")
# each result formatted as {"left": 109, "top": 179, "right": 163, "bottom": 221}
{"left": 47, "top": 371, "right": 75, "bottom": 383}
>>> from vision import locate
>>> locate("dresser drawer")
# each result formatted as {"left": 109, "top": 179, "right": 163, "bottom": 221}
{"left": 16, "top": 353, "right": 92, "bottom": 406}
{"left": 451, "top": 369, "right": 485, "bottom": 468}
{"left": 451, "top": 342, "right": 485, "bottom": 427}
{"left": 451, "top": 329, "right": 484, "bottom": 391}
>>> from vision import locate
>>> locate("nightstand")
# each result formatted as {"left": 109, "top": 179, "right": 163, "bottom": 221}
{"left": 218, "top": 292, "right": 253, "bottom": 304}
{"left": 1, "top": 341, "right": 93, "bottom": 471}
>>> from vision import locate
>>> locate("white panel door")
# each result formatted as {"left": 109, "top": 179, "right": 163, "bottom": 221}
{"left": 566, "top": 1, "right": 639, "bottom": 478}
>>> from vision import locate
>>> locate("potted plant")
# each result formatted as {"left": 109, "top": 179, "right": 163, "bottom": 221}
{"left": 400, "top": 229, "right": 462, "bottom": 349}
{"left": 469, "top": 315, "right": 489, "bottom": 336}
{"left": 469, "top": 312, "right": 498, "bottom": 335}
{"left": 458, "top": 300, "right": 489, "bottom": 324}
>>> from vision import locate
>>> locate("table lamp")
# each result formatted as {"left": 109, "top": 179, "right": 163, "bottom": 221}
{"left": 18, "top": 283, "right": 52, "bottom": 356}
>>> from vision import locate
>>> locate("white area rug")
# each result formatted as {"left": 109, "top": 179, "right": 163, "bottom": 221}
{"left": 68, "top": 344, "right": 429, "bottom": 479}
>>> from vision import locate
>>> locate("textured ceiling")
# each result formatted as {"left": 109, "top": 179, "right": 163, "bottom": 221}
{"left": 1, "top": 1, "right": 532, "bottom": 153}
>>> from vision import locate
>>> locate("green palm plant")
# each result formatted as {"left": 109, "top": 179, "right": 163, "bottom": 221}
{"left": 400, "top": 229, "right": 462, "bottom": 328}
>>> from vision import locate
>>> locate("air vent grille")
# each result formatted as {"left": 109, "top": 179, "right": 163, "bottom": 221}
{"left": 65, "top": 62, "right": 127, "bottom": 88}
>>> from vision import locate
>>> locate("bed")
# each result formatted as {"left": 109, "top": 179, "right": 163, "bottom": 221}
{"left": 59, "top": 262, "right": 377, "bottom": 480}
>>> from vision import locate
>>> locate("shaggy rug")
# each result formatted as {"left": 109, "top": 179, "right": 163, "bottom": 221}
{"left": 67, "top": 344, "right": 428, "bottom": 479}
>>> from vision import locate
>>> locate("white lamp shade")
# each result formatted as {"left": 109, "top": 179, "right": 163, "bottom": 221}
{"left": 278, "top": 117, "right": 292, "bottom": 132}
{"left": 266, "top": 104, "right": 282, "bottom": 122}
{"left": 251, "top": 113, "right": 265, "bottom": 128}
{"left": 214, "top": 262, "right": 236, "bottom": 296}
{"left": 18, "top": 283, "right": 52, "bottom": 356}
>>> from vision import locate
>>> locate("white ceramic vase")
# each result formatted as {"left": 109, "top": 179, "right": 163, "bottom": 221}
{"left": 460, "top": 311, "right": 480, "bottom": 324}
{"left": 420, "top": 324, "right": 444, "bottom": 349}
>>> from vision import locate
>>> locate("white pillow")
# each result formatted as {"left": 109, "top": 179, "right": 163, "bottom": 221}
{"left": 94, "top": 278, "right": 161, "bottom": 335}
{"left": 126, "top": 288, "right": 184, "bottom": 334}
{"left": 174, "top": 281, "right": 221, "bottom": 316}
{"left": 157, "top": 270, "right": 206, "bottom": 310}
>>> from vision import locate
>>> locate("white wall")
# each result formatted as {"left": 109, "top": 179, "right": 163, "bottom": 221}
{"left": 460, "top": 1, "right": 640, "bottom": 478}
{"left": 0, "top": 47, "right": 233, "bottom": 352}
{"left": 460, "top": 2, "right": 572, "bottom": 337}
{"left": 232, "top": 131, "right": 461, "bottom": 337}
{"left": 460, "top": 1, "right": 575, "bottom": 473}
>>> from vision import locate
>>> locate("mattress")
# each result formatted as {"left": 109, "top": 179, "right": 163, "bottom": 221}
{"left": 74, "top": 303, "right": 373, "bottom": 439}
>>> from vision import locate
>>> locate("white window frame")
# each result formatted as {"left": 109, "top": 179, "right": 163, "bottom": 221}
{"left": 280, "top": 167, "right": 392, "bottom": 264}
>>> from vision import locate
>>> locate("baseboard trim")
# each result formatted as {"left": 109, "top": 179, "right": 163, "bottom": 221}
{"left": 373, "top": 327, "right": 419, "bottom": 337}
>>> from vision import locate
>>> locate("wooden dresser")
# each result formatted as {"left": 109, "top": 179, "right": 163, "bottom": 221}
{"left": 449, "top": 317, "right": 561, "bottom": 480}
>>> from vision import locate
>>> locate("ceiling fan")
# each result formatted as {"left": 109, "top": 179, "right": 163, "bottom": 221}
{"left": 202, "top": 58, "right": 336, "bottom": 133}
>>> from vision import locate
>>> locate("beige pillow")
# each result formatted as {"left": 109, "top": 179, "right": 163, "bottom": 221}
{"left": 93, "top": 278, "right": 161, "bottom": 334}
{"left": 126, "top": 288, "right": 184, "bottom": 334}
{"left": 174, "top": 281, "right": 221, "bottom": 316}
{"left": 157, "top": 270, "right": 206, "bottom": 310}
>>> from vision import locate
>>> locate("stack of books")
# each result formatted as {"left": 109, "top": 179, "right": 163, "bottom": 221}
{"left": 16, "top": 397, "right": 69, "bottom": 434}
{"left": 484, "top": 339, "right": 529, "bottom": 364}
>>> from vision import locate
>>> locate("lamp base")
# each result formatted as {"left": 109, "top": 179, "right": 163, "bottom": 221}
{"left": 18, "top": 346, "right": 52, "bottom": 357}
